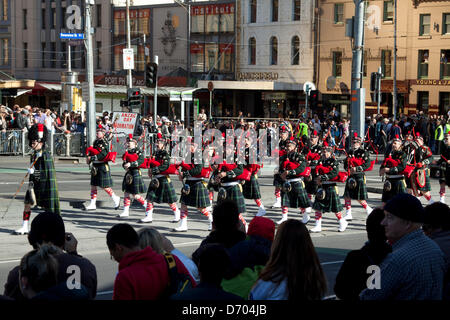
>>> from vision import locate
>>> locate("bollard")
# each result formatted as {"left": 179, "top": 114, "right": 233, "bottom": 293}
{"left": 22, "top": 130, "right": 26, "bottom": 157}
{"left": 66, "top": 133, "right": 71, "bottom": 157}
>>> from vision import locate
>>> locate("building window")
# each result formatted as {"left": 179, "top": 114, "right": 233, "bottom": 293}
{"left": 51, "top": 8, "right": 56, "bottom": 29}
{"left": 441, "top": 50, "right": 450, "bottom": 79}
{"left": 41, "top": 43, "right": 46, "bottom": 68}
{"left": 383, "top": 1, "right": 393, "bottom": 22}
{"left": 270, "top": 37, "right": 278, "bottom": 65}
{"left": 418, "top": 50, "right": 429, "bottom": 79}
{"left": 219, "top": 44, "right": 234, "bottom": 72}
{"left": 381, "top": 50, "right": 392, "bottom": 78}
{"left": 97, "top": 4, "right": 102, "bottom": 27}
{"left": 291, "top": 36, "right": 300, "bottom": 65}
{"left": 417, "top": 91, "right": 429, "bottom": 112}
{"left": 50, "top": 42, "right": 56, "bottom": 68}
{"left": 190, "top": 44, "right": 204, "bottom": 73}
{"left": 24, "top": 42, "right": 28, "bottom": 68}
{"left": 96, "top": 41, "right": 101, "bottom": 69}
{"left": 23, "top": 9, "right": 27, "bottom": 29}
{"left": 272, "top": 0, "right": 278, "bottom": 22}
{"left": 42, "top": 9, "right": 46, "bottom": 29}
{"left": 363, "top": 50, "right": 368, "bottom": 77}
{"left": 419, "top": 14, "right": 431, "bottom": 36}
{"left": 60, "top": 6, "right": 66, "bottom": 29}
{"left": 332, "top": 51, "right": 342, "bottom": 77}
{"left": 250, "top": 0, "right": 257, "bottom": 23}
{"left": 444, "top": 13, "right": 450, "bottom": 35}
{"left": 293, "top": 0, "right": 301, "bottom": 21}
{"left": 249, "top": 37, "right": 256, "bottom": 65}
{"left": 440, "top": 92, "right": 450, "bottom": 114}
{"left": 0, "top": 38, "right": 8, "bottom": 66}
{"left": 334, "top": 3, "right": 344, "bottom": 24}
{"left": 2, "top": 0, "right": 7, "bottom": 21}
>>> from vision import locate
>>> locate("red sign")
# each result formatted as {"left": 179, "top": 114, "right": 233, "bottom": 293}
{"left": 219, "top": 44, "right": 234, "bottom": 54}
{"left": 190, "top": 44, "right": 204, "bottom": 54}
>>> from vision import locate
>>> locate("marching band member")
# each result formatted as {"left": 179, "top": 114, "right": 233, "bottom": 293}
{"left": 118, "top": 134, "right": 147, "bottom": 218}
{"left": 84, "top": 125, "right": 120, "bottom": 211}
{"left": 311, "top": 146, "right": 347, "bottom": 233}
{"left": 271, "top": 127, "right": 290, "bottom": 208}
{"left": 379, "top": 135, "right": 408, "bottom": 206}
{"left": 174, "top": 140, "right": 212, "bottom": 232}
{"left": 411, "top": 132, "right": 434, "bottom": 204}
{"left": 242, "top": 135, "right": 266, "bottom": 217}
{"left": 277, "top": 139, "right": 312, "bottom": 225}
{"left": 142, "top": 134, "right": 180, "bottom": 223}
{"left": 303, "top": 130, "right": 322, "bottom": 210}
{"left": 437, "top": 134, "right": 450, "bottom": 203}
{"left": 343, "top": 133, "right": 373, "bottom": 220}
{"left": 14, "top": 124, "right": 60, "bottom": 235}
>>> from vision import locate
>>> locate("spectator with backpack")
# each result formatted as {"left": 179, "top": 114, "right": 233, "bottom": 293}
{"left": 107, "top": 223, "right": 195, "bottom": 300}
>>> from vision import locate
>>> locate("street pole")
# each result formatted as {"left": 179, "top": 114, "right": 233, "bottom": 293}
{"left": 68, "top": 45, "right": 73, "bottom": 112}
{"left": 377, "top": 66, "right": 382, "bottom": 115}
{"left": 350, "top": 0, "right": 365, "bottom": 137}
{"left": 126, "top": 0, "right": 132, "bottom": 89}
{"left": 393, "top": 0, "right": 398, "bottom": 120}
{"left": 154, "top": 55, "right": 159, "bottom": 121}
{"left": 85, "top": 0, "right": 96, "bottom": 147}
{"left": 305, "top": 90, "right": 309, "bottom": 119}
{"left": 187, "top": 1, "right": 191, "bottom": 125}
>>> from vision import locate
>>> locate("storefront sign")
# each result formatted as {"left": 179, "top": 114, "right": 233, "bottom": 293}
{"left": 237, "top": 72, "right": 279, "bottom": 81}
{"left": 411, "top": 79, "right": 450, "bottom": 86}
{"left": 381, "top": 80, "right": 408, "bottom": 94}
{"left": 262, "top": 92, "right": 286, "bottom": 100}
{"left": 112, "top": 112, "right": 139, "bottom": 135}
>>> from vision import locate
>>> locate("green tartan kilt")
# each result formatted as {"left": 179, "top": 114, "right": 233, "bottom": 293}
{"left": 273, "top": 174, "right": 283, "bottom": 187}
{"left": 344, "top": 174, "right": 368, "bottom": 200}
{"left": 122, "top": 168, "right": 147, "bottom": 195}
{"left": 305, "top": 178, "right": 319, "bottom": 195}
{"left": 417, "top": 169, "right": 431, "bottom": 192}
{"left": 243, "top": 174, "right": 262, "bottom": 199}
{"left": 312, "top": 183, "right": 343, "bottom": 213}
{"left": 382, "top": 177, "right": 407, "bottom": 203}
{"left": 90, "top": 163, "right": 113, "bottom": 188}
{"left": 281, "top": 180, "right": 310, "bottom": 208}
{"left": 146, "top": 175, "right": 178, "bottom": 204}
{"left": 220, "top": 183, "right": 246, "bottom": 214}
{"left": 180, "top": 179, "right": 211, "bottom": 208}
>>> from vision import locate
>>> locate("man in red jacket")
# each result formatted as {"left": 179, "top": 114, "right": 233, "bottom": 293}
{"left": 107, "top": 223, "right": 195, "bottom": 300}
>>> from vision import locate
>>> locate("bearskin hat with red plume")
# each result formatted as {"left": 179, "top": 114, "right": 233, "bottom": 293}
{"left": 28, "top": 123, "right": 48, "bottom": 148}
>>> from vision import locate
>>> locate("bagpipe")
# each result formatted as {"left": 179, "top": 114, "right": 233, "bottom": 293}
{"left": 347, "top": 157, "right": 375, "bottom": 172}
{"left": 86, "top": 146, "right": 117, "bottom": 163}
{"left": 314, "top": 163, "right": 348, "bottom": 183}
{"left": 381, "top": 156, "right": 415, "bottom": 179}
{"left": 277, "top": 160, "right": 311, "bottom": 193}
{"left": 306, "top": 151, "right": 321, "bottom": 162}
{"left": 177, "top": 161, "right": 213, "bottom": 196}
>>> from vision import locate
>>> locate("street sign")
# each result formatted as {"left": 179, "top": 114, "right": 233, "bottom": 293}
{"left": 123, "top": 48, "right": 134, "bottom": 70}
{"left": 60, "top": 33, "right": 85, "bottom": 39}
{"left": 303, "top": 81, "right": 316, "bottom": 93}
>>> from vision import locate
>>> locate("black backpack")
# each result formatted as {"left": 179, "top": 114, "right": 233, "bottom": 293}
{"left": 163, "top": 253, "right": 193, "bottom": 298}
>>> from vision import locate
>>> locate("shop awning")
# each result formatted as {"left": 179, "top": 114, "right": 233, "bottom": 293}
{"left": 197, "top": 80, "right": 303, "bottom": 91}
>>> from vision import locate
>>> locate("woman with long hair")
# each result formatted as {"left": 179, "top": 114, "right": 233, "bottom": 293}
{"left": 249, "top": 219, "right": 327, "bottom": 300}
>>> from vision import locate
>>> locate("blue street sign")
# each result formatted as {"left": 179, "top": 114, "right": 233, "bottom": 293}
{"left": 60, "top": 33, "right": 85, "bottom": 39}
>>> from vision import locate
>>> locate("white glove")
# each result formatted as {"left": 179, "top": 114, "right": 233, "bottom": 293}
{"left": 28, "top": 167, "right": 35, "bottom": 175}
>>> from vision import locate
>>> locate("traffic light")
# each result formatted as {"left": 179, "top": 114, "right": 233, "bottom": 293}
{"left": 309, "top": 90, "right": 319, "bottom": 109}
{"left": 120, "top": 99, "right": 128, "bottom": 108}
{"left": 145, "top": 62, "right": 158, "bottom": 88}
{"left": 127, "top": 88, "right": 142, "bottom": 110}
{"left": 370, "top": 72, "right": 377, "bottom": 92}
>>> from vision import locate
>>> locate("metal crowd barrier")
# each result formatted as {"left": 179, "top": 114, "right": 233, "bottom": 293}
{"left": 0, "top": 130, "right": 24, "bottom": 155}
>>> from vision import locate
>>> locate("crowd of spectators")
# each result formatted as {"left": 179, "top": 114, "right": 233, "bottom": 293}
{"left": 1, "top": 194, "right": 448, "bottom": 301}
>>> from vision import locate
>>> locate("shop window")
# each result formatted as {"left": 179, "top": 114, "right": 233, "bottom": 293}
{"left": 291, "top": 36, "right": 300, "bottom": 65}
{"left": 381, "top": 50, "right": 392, "bottom": 78}
{"left": 417, "top": 91, "right": 429, "bottom": 112}
{"left": 333, "top": 51, "right": 342, "bottom": 77}
{"left": 418, "top": 50, "right": 429, "bottom": 79}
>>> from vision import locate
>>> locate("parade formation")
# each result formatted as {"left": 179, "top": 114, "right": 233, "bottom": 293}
{"left": 11, "top": 118, "right": 446, "bottom": 236}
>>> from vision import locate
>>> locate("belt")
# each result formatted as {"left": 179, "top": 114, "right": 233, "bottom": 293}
{"left": 287, "top": 178, "right": 303, "bottom": 183}
{"left": 93, "top": 161, "right": 105, "bottom": 165}
{"left": 155, "top": 174, "right": 168, "bottom": 179}
{"left": 221, "top": 181, "right": 240, "bottom": 187}
{"left": 322, "top": 181, "right": 337, "bottom": 185}
{"left": 386, "top": 175, "right": 404, "bottom": 179}
{"left": 186, "top": 177, "right": 205, "bottom": 181}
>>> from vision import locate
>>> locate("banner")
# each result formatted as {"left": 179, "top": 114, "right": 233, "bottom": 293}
{"left": 112, "top": 112, "right": 139, "bottom": 135}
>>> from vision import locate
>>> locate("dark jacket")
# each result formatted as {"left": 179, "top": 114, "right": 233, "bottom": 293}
{"left": 170, "top": 282, "right": 243, "bottom": 301}
{"left": 192, "top": 229, "right": 247, "bottom": 265}
{"left": 32, "top": 282, "right": 90, "bottom": 300}
{"left": 226, "top": 235, "right": 271, "bottom": 278}
{"left": 430, "top": 230, "right": 450, "bottom": 300}
{"left": 334, "top": 241, "right": 392, "bottom": 300}
{"left": 4, "top": 252, "right": 97, "bottom": 300}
